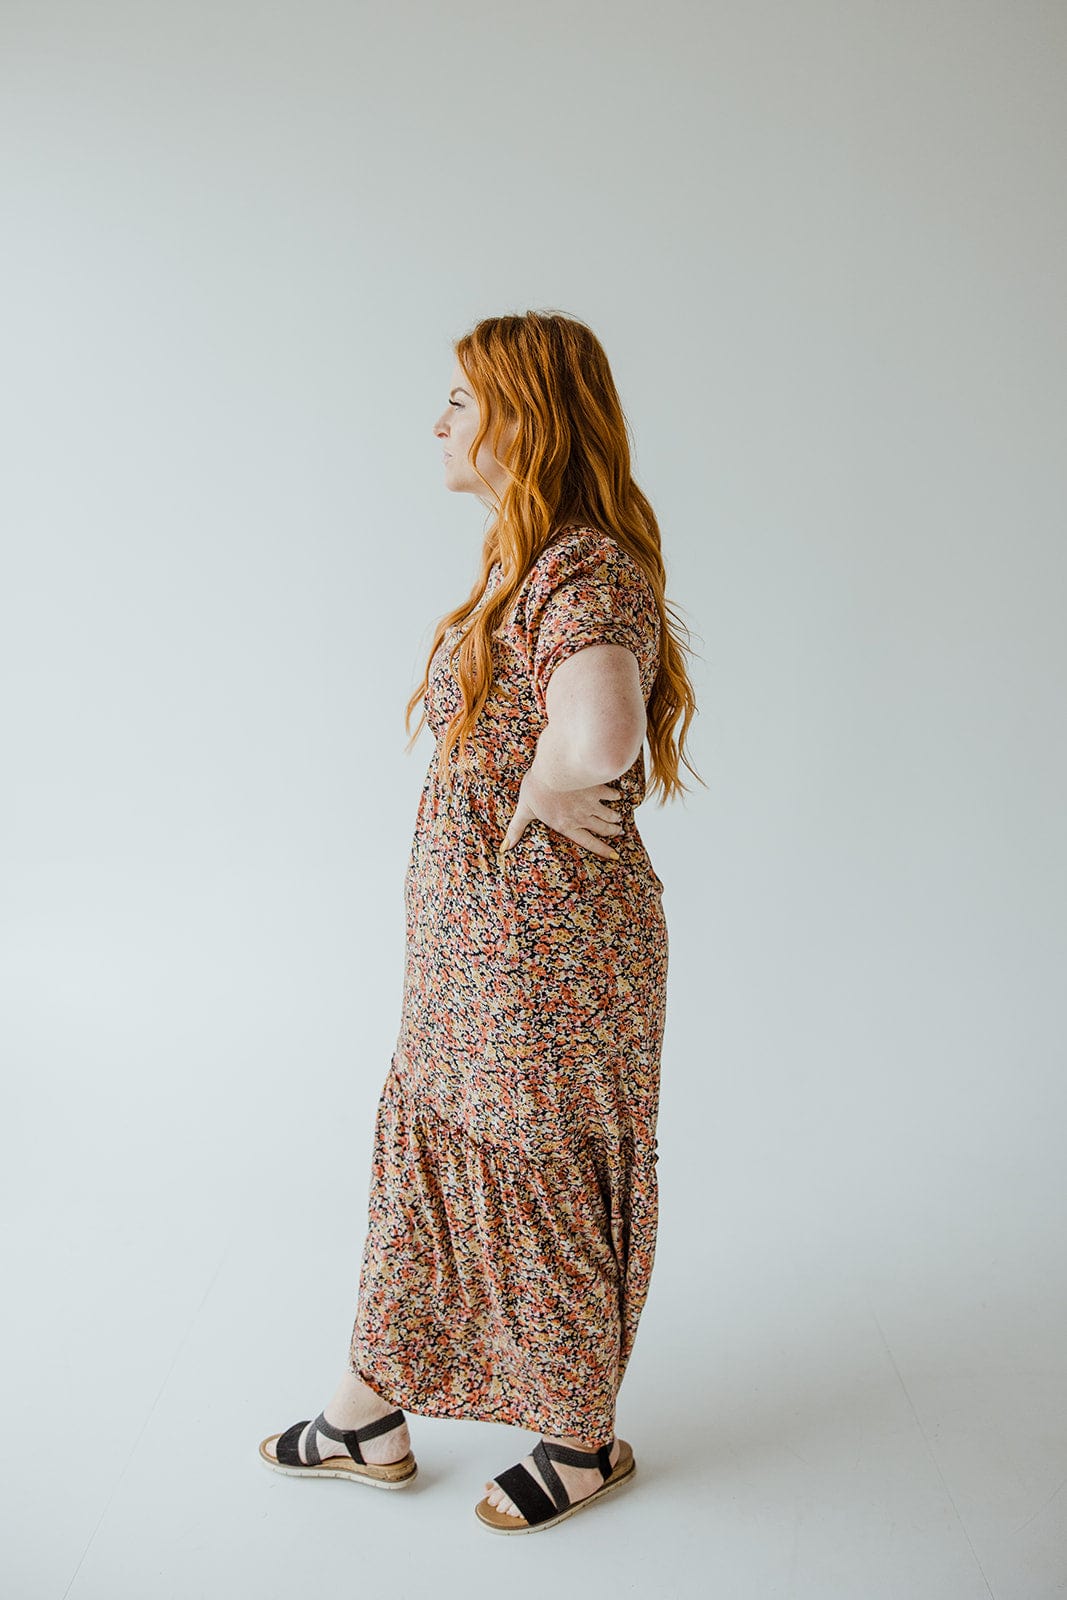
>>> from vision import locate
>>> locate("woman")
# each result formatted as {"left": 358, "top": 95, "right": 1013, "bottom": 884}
{"left": 260, "top": 310, "right": 700, "bottom": 1534}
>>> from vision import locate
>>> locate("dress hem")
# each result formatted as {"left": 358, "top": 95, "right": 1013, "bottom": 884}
{"left": 351, "top": 1357, "right": 620, "bottom": 1444}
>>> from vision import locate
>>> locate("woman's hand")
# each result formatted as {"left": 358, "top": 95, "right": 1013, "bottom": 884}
{"left": 500, "top": 765, "right": 624, "bottom": 861}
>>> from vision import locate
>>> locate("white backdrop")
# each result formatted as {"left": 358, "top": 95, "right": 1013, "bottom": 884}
{"left": 2, "top": 2, "right": 1065, "bottom": 1596}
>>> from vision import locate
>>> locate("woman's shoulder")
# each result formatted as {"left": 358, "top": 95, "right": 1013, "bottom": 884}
{"left": 543, "top": 521, "right": 614, "bottom": 553}
{"left": 525, "top": 524, "right": 656, "bottom": 603}
{"left": 499, "top": 525, "right": 657, "bottom": 652}
{"left": 527, "top": 523, "right": 635, "bottom": 583}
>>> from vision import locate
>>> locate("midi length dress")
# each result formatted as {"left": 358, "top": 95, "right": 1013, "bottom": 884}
{"left": 349, "top": 525, "right": 668, "bottom": 1445}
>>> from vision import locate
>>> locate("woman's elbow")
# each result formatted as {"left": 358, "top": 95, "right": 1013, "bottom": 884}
{"left": 582, "top": 711, "right": 647, "bottom": 780}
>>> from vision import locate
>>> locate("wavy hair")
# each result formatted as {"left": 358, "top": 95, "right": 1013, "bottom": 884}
{"left": 404, "top": 310, "right": 704, "bottom": 806}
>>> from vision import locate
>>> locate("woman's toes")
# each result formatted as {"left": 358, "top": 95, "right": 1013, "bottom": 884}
{"left": 483, "top": 1483, "right": 522, "bottom": 1516}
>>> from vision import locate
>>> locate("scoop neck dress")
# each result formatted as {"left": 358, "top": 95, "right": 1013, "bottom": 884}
{"left": 348, "top": 524, "right": 668, "bottom": 1444}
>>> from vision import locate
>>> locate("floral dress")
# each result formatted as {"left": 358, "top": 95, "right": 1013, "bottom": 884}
{"left": 348, "top": 525, "right": 668, "bottom": 1445}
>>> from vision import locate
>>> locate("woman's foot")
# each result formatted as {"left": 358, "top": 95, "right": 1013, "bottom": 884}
{"left": 482, "top": 1431, "right": 622, "bottom": 1519}
{"left": 261, "top": 1367, "right": 412, "bottom": 1467}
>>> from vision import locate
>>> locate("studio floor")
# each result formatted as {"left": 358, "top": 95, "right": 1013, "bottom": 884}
{"left": 6, "top": 1143, "right": 1065, "bottom": 1600}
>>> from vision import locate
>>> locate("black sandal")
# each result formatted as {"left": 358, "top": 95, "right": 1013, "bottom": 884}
{"left": 259, "top": 1408, "right": 417, "bottom": 1489}
{"left": 475, "top": 1436, "right": 636, "bottom": 1533}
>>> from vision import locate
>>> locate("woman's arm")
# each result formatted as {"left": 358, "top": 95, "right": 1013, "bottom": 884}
{"left": 499, "top": 644, "right": 646, "bottom": 858}
{"left": 528, "top": 643, "right": 647, "bottom": 790}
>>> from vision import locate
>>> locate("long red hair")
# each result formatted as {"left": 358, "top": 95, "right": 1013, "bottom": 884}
{"left": 405, "top": 310, "right": 703, "bottom": 805}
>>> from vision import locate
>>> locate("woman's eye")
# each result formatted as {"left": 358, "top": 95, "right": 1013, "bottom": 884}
{"left": 448, "top": 398, "right": 462, "bottom": 408}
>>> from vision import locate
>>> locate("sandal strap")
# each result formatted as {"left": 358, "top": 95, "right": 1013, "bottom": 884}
{"left": 530, "top": 1440, "right": 568, "bottom": 1510}
{"left": 538, "top": 1437, "right": 615, "bottom": 1481}
{"left": 278, "top": 1408, "right": 406, "bottom": 1468}
{"left": 275, "top": 1417, "right": 312, "bottom": 1467}
{"left": 353, "top": 1408, "right": 407, "bottom": 1444}
{"left": 314, "top": 1407, "right": 407, "bottom": 1465}
{"left": 493, "top": 1462, "right": 559, "bottom": 1526}
{"left": 310, "top": 1410, "right": 362, "bottom": 1465}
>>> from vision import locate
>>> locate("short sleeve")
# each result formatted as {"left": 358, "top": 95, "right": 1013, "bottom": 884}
{"left": 517, "top": 531, "right": 661, "bottom": 718}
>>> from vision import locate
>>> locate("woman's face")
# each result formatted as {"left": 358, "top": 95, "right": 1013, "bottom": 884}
{"left": 432, "top": 358, "right": 517, "bottom": 503}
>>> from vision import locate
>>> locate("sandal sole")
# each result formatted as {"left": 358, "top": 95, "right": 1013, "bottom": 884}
{"left": 258, "top": 1434, "right": 418, "bottom": 1489}
{"left": 474, "top": 1441, "right": 636, "bottom": 1533}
